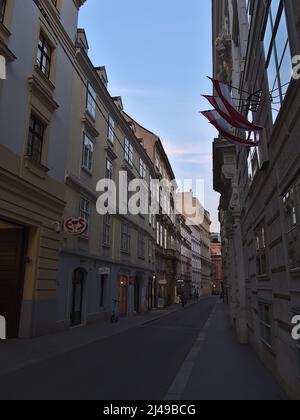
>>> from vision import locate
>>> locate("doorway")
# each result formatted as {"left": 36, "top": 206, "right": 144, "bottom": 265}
{"left": 134, "top": 276, "right": 140, "bottom": 313}
{"left": 119, "top": 276, "right": 128, "bottom": 316}
{"left": 70, "top": 268, "right": 85, "bottom": 327}
{"left": 0, "top": 220, "right": 27, "bottom": 339}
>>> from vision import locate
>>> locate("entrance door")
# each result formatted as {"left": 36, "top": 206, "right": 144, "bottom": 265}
{"left": 0, "top": 224, "right": 27, "bottom": 339}
{"left": 119, "top": 276, "right": 128, "bottom": 316}
{"left": 134, "top": 277, "right": 140, "bottom": 313}
{"left": 70, "top": 269, "right": 84, "bottom": 326}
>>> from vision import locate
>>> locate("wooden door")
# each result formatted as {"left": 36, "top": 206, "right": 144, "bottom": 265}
{"left": 0, "top": 228, "right": 27, "bottom": 339}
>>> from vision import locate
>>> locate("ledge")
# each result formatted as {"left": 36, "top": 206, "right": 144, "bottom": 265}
{"left": 28, "top": 74, "right": 59, "bottom": 113}
{"left": 105, "top": 144, "right": 118, "bottom": 161}
{"left": 23, "top": 155, "right": 49, "bottom": 179}
{"left": 82, "top": 112, "right": 99, "bottom": 138}
{"left": 0, "top": 35, "right": 16, "bottom": 62}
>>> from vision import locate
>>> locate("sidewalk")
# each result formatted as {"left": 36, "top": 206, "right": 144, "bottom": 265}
{"left": 0, "top": 302, "right": 194, "bottom": 376}
{"left": 180, "top": 301, "right": 287, "bottom": 400}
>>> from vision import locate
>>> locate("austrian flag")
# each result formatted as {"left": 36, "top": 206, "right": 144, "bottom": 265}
{"left": 201, "top": 110, "right": 260, "bottom": 147}
{"left": 200, "top": 77, "right": 262, "bottom": 147}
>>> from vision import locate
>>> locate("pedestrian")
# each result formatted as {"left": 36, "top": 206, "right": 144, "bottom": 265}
{"left": 180, "top": 294, "right": 186, "bottom": 308}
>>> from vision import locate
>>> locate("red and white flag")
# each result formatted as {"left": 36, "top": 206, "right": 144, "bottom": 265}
{"left": 208, "top": 77, "right": 263, "bottom": 132}
{"left": 201, "top": 110, "right": 260, "bottom": 147}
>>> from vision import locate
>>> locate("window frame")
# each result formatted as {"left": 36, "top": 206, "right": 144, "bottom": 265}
{"left": 86, "top": 83, "right": 97, "bottom": 119}
{"left": 79, "top": 197, "right": 90, "bottom": 236}
{"left": 124, "top": 137, "right": 133, "bottom": 166}
{"left": 0, "top": 0, "right": 6, "bottom": 24}
{"left": 263, "top": 0, "right": 292, "bottom": 122}
{"left": 82, "top": 133, "right": 94, "bottom": 173}
{"left": 107, "top": 116, "right": 115, "bottom": 144}
{"left": 36, "top": 32, "right": 52, "bottom": 79}
{"left": 102, "top": 214, "right": 111, "bottom": 246}
{"left": 259, "top": 302, "right": 273, "bottom": 348}
{"left": 121, "top": 224, "right": 131, "bottom": 253}
{"left": 27, "top": 114, "right": 45, "bottom": 163}
{"left": 255, "top": 223, "right": 268, "bottom": 277}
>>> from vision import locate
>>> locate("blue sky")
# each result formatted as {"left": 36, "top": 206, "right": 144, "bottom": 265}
{"left": 79, "top": 0, "right": 220, "bottom": 232}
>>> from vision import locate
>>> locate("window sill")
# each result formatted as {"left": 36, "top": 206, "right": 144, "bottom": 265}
{"left": 33, "top": 65, "right": 56, "bottom": 93}
{"left": 0, "top": 31, "right": 16, "bottom": 62}
{"left": 0, "top": 21, "right": 11, "bottom": 42}
{"left": 82, "top": 113, "right": 99, "bottom": 138}
{"left": 290, "top": 268, "right": 300, "bottom": 277}
{"left": 121, "top": 250, "right": 131, "bottom": 256}
{"left": 78, "top": 234, "right": 89, "bottom": 241}
{"left": 260, "top": 339, "right": 276, "bottom": 356}
{"left": 81, "top": 166, "right": 93, "bottom": 177}
{"left": 257, "top": 274, "right": 270, "bottom": 281}
{"left": 23, "top": 155, "right": 49, "bottom": 179}
{"left": 85, "top": 108, "right": 96, "bottom": 122}
{"left": 105, "top": 144, "right": 118, "bottom": 161}
{"left": 107, "top": 138, "right": 115, "bottom": 148}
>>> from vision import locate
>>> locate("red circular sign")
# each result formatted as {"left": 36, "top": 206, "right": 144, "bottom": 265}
{"left": 63, "top": 217, "right": 88, "bottom": 235}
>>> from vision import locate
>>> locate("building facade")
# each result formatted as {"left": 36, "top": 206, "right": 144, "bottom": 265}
{"left": 56, "top": 28, "right": 157, "bottom": 330}
{"left": 211, "top": 233, "right": 222, "bottom": 295}
{"left": 0, "top": 0, "right": 86, "bottom": 338}
{"left": 191, "top": 224, "right": 202, "bottom": 297}
{"left": 212, "top": 0, "right": 300, "bottom": 399}
{"left": 200, "top": 210, "right": 212, "bottom": 296}
{"left": 123, "top": 113, "right": 180, "bottom": 307}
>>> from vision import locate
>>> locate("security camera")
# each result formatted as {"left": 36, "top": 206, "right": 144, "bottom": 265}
{"left": 52, "top": 222, "right": 62, "bottom": 234}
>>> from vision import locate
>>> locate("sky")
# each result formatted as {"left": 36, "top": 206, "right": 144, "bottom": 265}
{"left": 78, "top": 0, "right": 220, "bottom": 232}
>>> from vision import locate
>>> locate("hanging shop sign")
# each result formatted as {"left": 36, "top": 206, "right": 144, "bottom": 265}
{"left": 63, "top": 217, "right": 88, "bottom": 236}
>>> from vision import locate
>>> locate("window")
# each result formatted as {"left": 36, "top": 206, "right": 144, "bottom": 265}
{"left": 121, "top": 224, "right": 131, "bottom": 253}
{"left": 37, "top": 33, "right": 52, "bottom": 79}
{"left": 79, "top": 197, "right": 90, "bottom": 234}
{"left": 99, "top": 275, "right": 106, "bottom": 308}
{"left": 283, "top": 180, "right": 300, "bottom": 269}
{"left": 138, "top": 232, "right": 145, "bottom": 259}
{"left": 105, "top": 158, "right": 113, "bottom": 180}
{"left": 27, "top": 115, "right": 45, "bottom": 163}
{"left": 124, "top": 138, "right": 133, "bottom": 166}
{"left": 107, "top": 116, "right": 115, "bottom": 144}
{"left": 259, "top": 303, "right": 272, "bottom": 347}
{"left": 263, "top": 0, "right": 292, "bottom": 122}
{"left": 247, "top": 113, "right": 261, "bottom": 182}
{"left": 103, "top": 214, "right": 111, "bottom": 246}
{"left": 246, "top": 0, "right": 253, "bottom": 26}
{"left": 82, "top": 134, "right": 94, "bottom": 172}
{"left": 0, "top": 0, "right": 6, "bottom": 24}
{"left": 255, "top": 224, "right": 268, "bottom": 276}
{"left": 86, "top": 83, "right": 96, "bottom": 118}
{"left": 139, "top": 159, "right": 146, "bottom": 178}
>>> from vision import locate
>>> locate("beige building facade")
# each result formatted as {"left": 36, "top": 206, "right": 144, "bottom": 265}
{"left": 56, "top": 28, "right": 157, "bottom": 329}
{"left": 0, "top": 0, "right": 86, "bottom": 338}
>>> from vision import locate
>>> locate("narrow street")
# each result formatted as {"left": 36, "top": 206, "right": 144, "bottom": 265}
{"left": 0, "top": 297, "right": 285, "bottom": 401}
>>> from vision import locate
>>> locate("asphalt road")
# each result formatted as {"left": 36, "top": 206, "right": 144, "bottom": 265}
{"left": 0, "top": 297, "right": 217, "bottom": 400}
